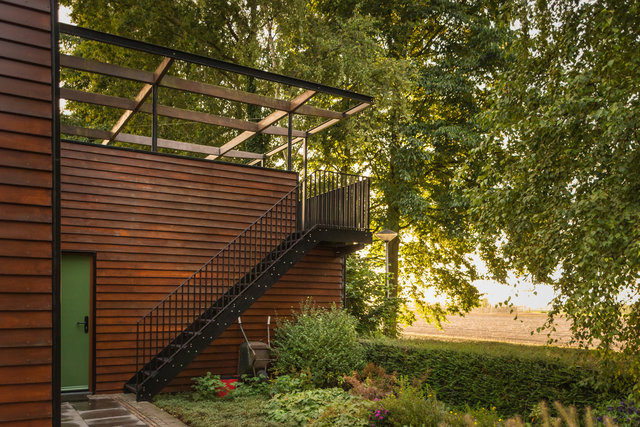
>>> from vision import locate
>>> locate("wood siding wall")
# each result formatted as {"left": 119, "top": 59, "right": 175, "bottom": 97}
{"left": 0, "top": 0, "right": 54, "bottom": 424}
{"left": 60, "top": 142, "right": 343, "bottom": 393}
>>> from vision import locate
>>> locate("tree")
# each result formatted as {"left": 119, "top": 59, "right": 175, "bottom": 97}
{"left": 472, "top": 0, "right": 640, "bottom": 384}
{"left": 277, "top": 0, "right": 509, "bottom": 333}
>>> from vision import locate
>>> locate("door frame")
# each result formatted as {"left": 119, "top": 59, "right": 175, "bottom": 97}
{"left": 61, "top": 251, "right": 97, "bottom": 393}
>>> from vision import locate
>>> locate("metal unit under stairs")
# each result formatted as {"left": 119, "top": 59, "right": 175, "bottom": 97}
{"left": 124, "top": 171, "right": 371, "bottom": 401}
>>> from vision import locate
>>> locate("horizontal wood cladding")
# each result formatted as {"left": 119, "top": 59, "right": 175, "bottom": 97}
{"left": 59, "top": 142, "right": 343, "bottom": 394}
{"left": 0, "top": 0, "right": 53, "bottom": 423}
{"left": 89, "top": 248, "right": 343, "bottom": 393}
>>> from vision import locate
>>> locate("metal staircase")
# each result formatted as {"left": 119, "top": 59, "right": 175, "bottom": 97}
{"left": 124, "top": 171, "right": 371, "bottom": 401}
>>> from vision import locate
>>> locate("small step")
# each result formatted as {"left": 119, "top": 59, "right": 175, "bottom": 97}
{"left": 124, "top": 383, "right": 138, "bottom": 394}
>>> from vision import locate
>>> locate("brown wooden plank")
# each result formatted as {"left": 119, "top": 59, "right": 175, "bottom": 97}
{"left": 0, "top": 148, "right": 52, "bottom": 170}
{"left": 2, "top": 0, "right": 50, "bottom": 12}
{"left": 60, "top": 171, "right": 289, "bottom": 207}
{"left": 60, "top": 157, "right": 294, "bottom": 194}
{"left": 0, "top": 2, "right": 50, "bottom": 30}
{"left": 0, "top": 40, "right": 50, "bottom": 66}
{"left": 1, "top": 221, "right": 52, "bottom": 240}
{"left": 0, "top": 239, "right": 51, "bottom": 258}
{"left": 60, "top": 88, "right": 306, "bottom": 137}
{"left": 0, "top": 21, "right": 49, "bottom": 48}
{"left": 59, "top": 54, "right": 154, "bottom": 83}
{"left": 61, "top": 124, "right": 264, "bottom": 159}
{"left": 0, "top": 383, "right": 51, "bottom": 404}
{"left": 0, "top": 401, "right": 52, "bottom": 424}
{"left": 0, "top": 166, "right": 52, "bottom": 187}
{"left": 0, "top": 347, "right": 51, "bottom": 367}
{"left": 0, "top": 294, "right": 51, "bottom": 310}
{"left": 0, "top": 93, "right": 51, "bottom": 119}
{"left": 103, "top": 57, "right": 174, "bottom": 144}
{"left": 216, "top": 90, "right": 315, "bottom": 157}
{"left": 0, "top": 76, "right": 50, "bottom": 102}
{"left": 0, "top": 365, "right": 50, "bottom": 385}
{"left": 0, "top": 113, "right": 51, "bottom": 136}
{"left": 58, "top": 57, "right": 342, "bottom": 119}
{"left": 0, "top": 131, "right": 51, "bottom": 154}
{"left": 0, "top": 309, "right": 53, "bottom": 330}
{"left": 0, "top": 57, "right": 50, "bottom": 83}
{"left": 0, "top": 275, "right": 51, "bottom": 293}
{"left": 0, "top": 203, "right": 51, "bottom": 222}
{"left": 61, "top": 181, "right": 281, "bottom": 210}
{"left": 0, "top": 328, "right": 51, "bottom": 347}
{"left": 61, "top": 142, "right": 297, "bottom": 184}
{"left": 0, "top": 257, "right": 50, "bottom": 275}
{"left": 0, "top": 185, "right": 50, "bottom": 206}
{"left": 62, "top": 205, "right": 257, "bottom": 229}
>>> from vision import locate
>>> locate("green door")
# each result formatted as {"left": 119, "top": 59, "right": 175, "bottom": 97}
{"left": 61, "top": 254, "right": 91, "bottom": 391}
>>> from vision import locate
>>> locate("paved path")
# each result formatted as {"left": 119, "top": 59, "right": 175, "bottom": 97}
{"left": 61, "top": 394, "right": 186, "bottom": 427}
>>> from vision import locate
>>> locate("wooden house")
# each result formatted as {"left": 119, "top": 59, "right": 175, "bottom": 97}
{"left": 0, "top": 0, "right": 373, "bottom": 424}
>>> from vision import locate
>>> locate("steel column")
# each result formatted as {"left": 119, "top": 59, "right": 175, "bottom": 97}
{"left": 287, "top": 113, "right": 292, "bottom": 171}
{"left": 152, "top": 85, "right": 158, "bottom": 152}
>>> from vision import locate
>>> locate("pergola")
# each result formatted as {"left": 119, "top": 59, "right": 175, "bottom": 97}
{"left": 58, "top": 24, "right": 373, "bottom": 172}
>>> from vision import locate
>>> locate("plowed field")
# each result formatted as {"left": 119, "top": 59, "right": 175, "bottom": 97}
{"left": 402, "top": 312, "right": 576, "bottom": 346}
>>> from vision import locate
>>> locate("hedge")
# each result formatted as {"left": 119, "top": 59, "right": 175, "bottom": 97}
{"left": 361, "top": 339, "right": 632, "bottom": 417}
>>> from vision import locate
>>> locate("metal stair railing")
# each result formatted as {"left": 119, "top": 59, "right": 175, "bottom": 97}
{"left": 133, "top": 170, "right": 370, "bottom": 390}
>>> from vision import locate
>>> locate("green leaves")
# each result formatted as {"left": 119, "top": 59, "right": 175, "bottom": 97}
{"left": 472, "top": 0, "right": 640, "bottom": 387}
{"left": 271, "top": 304, "right": 365, "bottom": 387}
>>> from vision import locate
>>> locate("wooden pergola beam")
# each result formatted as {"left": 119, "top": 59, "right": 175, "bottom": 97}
{"left": 60, "top": 54, "right": 344, "bottom": 119}
{"left": 61, "top": 124, "right": 265, "bottom": 160}
{"left": 102, "top": 57, "right": 174, "bottom": 145}
{"left": 60, "top": 88, "right": 306, "bottom": 137}
{"left": 211, "top": 90, "right": 316, "bottom": 160}
{"left": 247, "top": 102, "right": 371, "bottom": 166}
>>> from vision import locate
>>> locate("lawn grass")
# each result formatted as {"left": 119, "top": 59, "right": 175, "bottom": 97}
{"left": 154, "top": 393, "right": 277, "bottom": 427}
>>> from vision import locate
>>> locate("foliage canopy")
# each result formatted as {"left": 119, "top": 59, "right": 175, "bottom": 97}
{"left": 471, "top": 0, "right": 640, "bottom": 383}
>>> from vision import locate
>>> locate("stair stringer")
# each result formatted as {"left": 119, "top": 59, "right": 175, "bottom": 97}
{"left": 127, "top": 227, "right": 325, "bottom": 401}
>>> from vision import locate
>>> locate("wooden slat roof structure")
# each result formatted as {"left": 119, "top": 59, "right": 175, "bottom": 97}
{"left": 58, "top": 24, "right": 373, "bottom": 167}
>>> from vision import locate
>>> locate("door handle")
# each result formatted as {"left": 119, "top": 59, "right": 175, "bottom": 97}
{"left": 77, "top": 316, "right": 89, "bottom": 333}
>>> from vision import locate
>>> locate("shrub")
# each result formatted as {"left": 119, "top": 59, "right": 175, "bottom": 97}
{"left": 362, "top": 338, "right": 632, "bottom": 417}
{"left": 344, "top": 363, "right": 396, "bottom": 400}
{"left": 229, "top": 374, "right": 270, "bottom": 398}
{"left": 265, "top": 388, "right": 370, "bottom": 426}
{"left": 272, "top": 303, "right": 365, "bottom": 387}
{"left": 191, "top": 372, "right": 227, "bottom": 400}
{"left": 269, "top": 372, "right": 314, "bottom": 396}
{"left": 380, "top": 378, "right": 465, "bottom": 427}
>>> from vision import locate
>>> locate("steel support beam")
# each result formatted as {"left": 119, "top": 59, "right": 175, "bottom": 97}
{"left": 60, "top": 23, "right": 373, "bottom": 104}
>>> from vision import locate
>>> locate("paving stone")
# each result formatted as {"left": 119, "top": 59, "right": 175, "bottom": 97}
{"left": 76, "top": 407, "right": 131, "bottom": 420}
